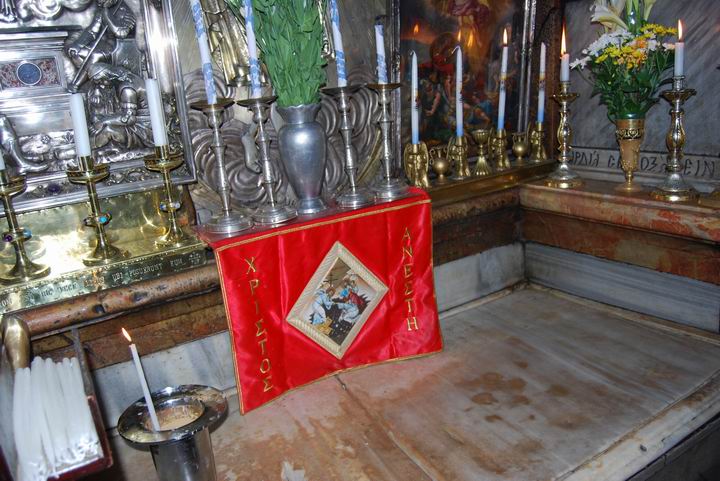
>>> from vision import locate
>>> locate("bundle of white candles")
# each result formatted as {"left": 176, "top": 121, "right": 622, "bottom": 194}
{"left": 13, "top": 357, "right": 100, "bottom": 481}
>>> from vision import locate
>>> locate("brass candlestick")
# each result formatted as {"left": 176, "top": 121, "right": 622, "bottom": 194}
{"left": 449, "top": 135, "right": 471, "bottom": 180}
{"left": 191, "top": 98, "right": 254, "bottom": 233}
{"left": 237, "top": 96, "right": 298, "bottom": 225}
{"left": 144, "top": 145, "right": 191, "bottom": 247}
{"left": 67, "top": 156, "right": 129, "bottom": 265}
{"left": 367, "top": 83, "right": 410, "bottom": 201}
{"left": 546, "top": 81, "right": 582, "bottom": 189}
{"left": 430, "top": 146, "right": 451, "bottom": 184}
{"left": 403, "top": 142, "right": 430, "bottom": 189}
{"left": 470, "top": 129, "right": 492, "bottom": 176}
{"left": 0, "top": 171, "right": 49, "bottom": 284}
{"left": 512, "top": 131, "right": 530, "bottom": 164}
{"left": 492, "top": 129, "right": 511, "bottom": 171}
{"left": 528, "top": 122, "right": 548, "bottom": 163}
{"left": 650, "top": 76, "right": 698, "bottom": 203}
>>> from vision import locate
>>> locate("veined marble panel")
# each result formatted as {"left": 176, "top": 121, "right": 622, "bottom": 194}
{"left": 526, "top": 243, "right": 720, "bottom": 332}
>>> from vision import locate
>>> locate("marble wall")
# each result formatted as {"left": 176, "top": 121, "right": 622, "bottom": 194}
{"left": 565, "top": 0, "right": 720, "bottom": 188}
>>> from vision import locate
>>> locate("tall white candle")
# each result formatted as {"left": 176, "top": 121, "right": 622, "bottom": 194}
{"left": 560, "top": 27, "right": 570, "bottom": 82}
{"left": 244, "top": 0, "right": 262, "bottom": 97}
{"left": 538, "top": 42, "right": 546, "bottom": 123}
{"left": 455, "top": 46, "right": 463, "bottom": 137}
{"left": 674, "top": 20, "right": 684, "bottom": 77}
{"left": 375, "top": 22, "right": 388, "bottom": 84}
{"left": 411, "top": 51, "right": 419, "bottom": 144}
{"left": 329, "top": 0, "right": 347, "bottom": 88}
{"left": 497, "top": 29, "right": 508, "bottom": 131}
{"left": 69, "top": 93, "right": 92, "bottom": 157}
{"left": 189, "top": 0, "right": 217, "bottom": 105}
{"left": 145, "top": 79, "right": 168, "bottom": 146}
{"left": 122, "top": 328, "right": 161, "bottom": 431}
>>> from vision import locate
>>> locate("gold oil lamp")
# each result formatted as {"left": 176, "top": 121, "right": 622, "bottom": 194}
{"left": 0, "top": 169, "right": 49, "bottom": 284}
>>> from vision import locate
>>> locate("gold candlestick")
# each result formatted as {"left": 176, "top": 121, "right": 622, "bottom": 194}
{"left": 651, "top": 76, "right": 698, "bottom": 203}
{"left": 528, "top": 122, "right": 548, "bottom": 163}
{"left": 449, "top": 135, "right": 471, "bottom": 180}
{"left": 67, "top": 156, "right": 129, "bottom": 266}
{"left": 0, "top": 171, "right": 49, "bottom": 284}
{"left": 144, "top": 145, "right": 190, "bottom": 247}
{"left": 403, "top": 142, "right": 430, "bottom": 189}
{"left": 512, "top": 131, "right": 530, "bottom": 164}
{"left": 492, "top": 129, "right": 511, "bottom": 171}
{"left": 546, "top": 81, "right": 582, "bottom": 189}
{"left": 470, "top": 129, "right": 492, "bottom": 176}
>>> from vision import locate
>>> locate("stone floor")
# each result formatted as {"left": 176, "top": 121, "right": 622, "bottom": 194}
{"left": 90, "top": 286, "right": 720, "bottom": 481}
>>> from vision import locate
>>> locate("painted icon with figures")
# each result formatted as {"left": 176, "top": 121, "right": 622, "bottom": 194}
{"left": 287, "top": 242, "right": 388, "bottom": 359}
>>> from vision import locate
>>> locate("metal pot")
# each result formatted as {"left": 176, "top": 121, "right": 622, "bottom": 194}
{"left": 277, "top": 103, "right": 328, "bottom": 215}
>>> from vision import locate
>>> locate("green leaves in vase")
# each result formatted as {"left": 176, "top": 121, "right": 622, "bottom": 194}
{"left": 226, "top": 0, "right": 328, "bottom": 108}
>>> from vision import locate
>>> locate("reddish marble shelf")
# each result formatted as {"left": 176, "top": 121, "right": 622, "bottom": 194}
{"left": 520, "top": 180, "right": 720, "bottom": 244}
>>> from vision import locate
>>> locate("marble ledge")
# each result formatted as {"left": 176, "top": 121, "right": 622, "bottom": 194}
{"left": 520, "top": 180, "right": 720, "bottom": 243}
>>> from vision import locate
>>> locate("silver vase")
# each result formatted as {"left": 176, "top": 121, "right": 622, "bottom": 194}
{"left": 277, "top": 103, "right": 328, "bottom": 215}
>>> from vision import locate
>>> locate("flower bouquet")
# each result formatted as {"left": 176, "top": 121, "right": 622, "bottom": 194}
{"left": 572, "top": 0, "right": 676, "bottom": 191}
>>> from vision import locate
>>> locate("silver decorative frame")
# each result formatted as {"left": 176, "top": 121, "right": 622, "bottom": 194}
{"left": 0, "top": 0, "right": 196, "bottom": 214}
{"left": 286, "top": 241, "right": 388, "bottom": 360}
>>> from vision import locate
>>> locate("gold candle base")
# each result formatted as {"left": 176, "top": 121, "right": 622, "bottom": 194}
{"left": 492, "top": 129, "right": 511, "bottom": 171}
{"left": 650, "top": 78, "right": 698, "bottom": 203}
{"left": 528, "top": 122, "right": 548, "bottom": 163}
{"left": 145, "top": 145, "right": 191, "bottom": 248}
{"left": 470, "top": 129, "right": 493, "bottom": 177}
{"left": 512, "top": 131, "right": 530, "bottom": 165}
{"left": 403, "top": 142, "right": 430, "bottom": 189}
{"left": 0, "top": 172, "right": 49, "bottom": 284}
{"left": 67, "top": 156, "right": 129, "bottom": 266}
{"left": 547, "top": 81, "right": 582, "bottom": 189}
{"left": 430, "top": 145, "right": 451, "bottom": 184}
{"left": 449, "top": 135, "right": 471, "bottom": 180}
{"left": 699, "top": 189, "right": 720, "bottom": 208}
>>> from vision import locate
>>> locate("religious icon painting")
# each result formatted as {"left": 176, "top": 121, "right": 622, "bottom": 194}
{"left": 287, "top": 241, "right": 388, "bottom": 359}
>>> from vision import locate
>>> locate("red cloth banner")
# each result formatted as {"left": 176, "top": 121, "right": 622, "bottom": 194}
{"left": 202, "top": 189, "right": 442, "bottom": 413}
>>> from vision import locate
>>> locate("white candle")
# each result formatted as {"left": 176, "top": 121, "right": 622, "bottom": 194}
{"left": 189, "top": 0, "right": 217, "bottom": 105}
{"left": 674, "top": 20, "right": 684, "bottom": 77}
{"left": 329, "top": 0, "right": 347, "bottom": 88}
{"left": 538, "top": 42, "right": 546, "bottom": 123}
{"left": 560, "top": 27, "right": 570, "bottom": 82}
{"left": 145, "top": 79, "right": 168, "bottom": 146}
{"left": 375, "top": 22, "right": 388, "bottom": 84}
{"left": 497, "top": 29, "right": 508, "bottom": 131}
{"left": 411, "top": 51, "right": 419, "bottom": 144}
{"left": 69, "top": 93, "right": 92, "bottom": 157}
{"left": 244, "top": 0, "right": 262, "bottom": 97}
{"left": 122, "top": 328, "right": 161, "bottom": 431}
{"left": 455, "top": 46, "right": 463, "bottom": 137}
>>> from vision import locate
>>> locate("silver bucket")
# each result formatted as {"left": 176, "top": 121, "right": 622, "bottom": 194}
{"left": 118, "top": 385, "right": 227, "bottom": 481}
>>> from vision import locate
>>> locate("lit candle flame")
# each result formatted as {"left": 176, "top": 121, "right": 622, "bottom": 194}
{"left": 457, "top": 30, "right": 461, "bottom": 42}
{"left": 413, "top": 23, "right": 419, "bottom": 35}
{"left": 561, "top": 27, "right": 566, "bottom": 56}
{"left": 121, "top": 327, "right": 132, "bottom": 343}
{"left": 678, "top": 20, "right": 683, "bottom": 41}
{"left": 503, "top": 28, "right": 508, "bottom": 46}
{"left": 468, "top": 32, "right": 474, "bottom": 48}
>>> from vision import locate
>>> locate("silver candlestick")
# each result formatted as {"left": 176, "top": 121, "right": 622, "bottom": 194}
{"left": 650, "top": 76, "right": 698, "bottom": 203}
{"left": 237, "top": 96, "right": 298, "bottom": 226}
{"left": 191, "top": 98, "right": 253, "bottom": 234}
{"left": 367, "top": 83, "right": 410, "bottom": 202}
{"left": 322, "top": 85, "right": 374, "bottom": 209}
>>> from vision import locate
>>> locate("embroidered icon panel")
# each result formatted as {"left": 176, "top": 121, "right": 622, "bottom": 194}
{"left": 287, "top": 241, "right": 388, "bottom": 359}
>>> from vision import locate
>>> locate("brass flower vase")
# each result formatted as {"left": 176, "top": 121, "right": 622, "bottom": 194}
{"left": 614, "top": 117, "right": 645, "bottom": 193}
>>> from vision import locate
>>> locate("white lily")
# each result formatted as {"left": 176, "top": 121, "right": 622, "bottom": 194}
{"left": 591, "top": 3, "right": 629, "bottom": 31}
{"left": 643, "top": 0, "right": 657, "bottom": 21}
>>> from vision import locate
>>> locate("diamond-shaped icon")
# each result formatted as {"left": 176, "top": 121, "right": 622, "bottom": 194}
{"left": 287, "top": 241, "right": 388, "bottom": 359}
